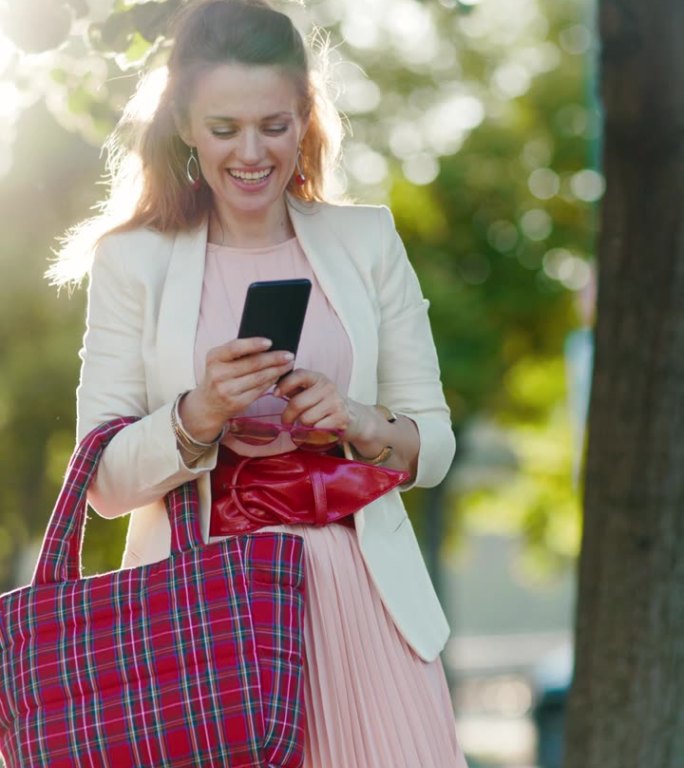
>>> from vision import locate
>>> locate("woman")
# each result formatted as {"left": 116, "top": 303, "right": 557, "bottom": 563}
{"left": 59, "top": 0, "right": 468, "bottom": 765}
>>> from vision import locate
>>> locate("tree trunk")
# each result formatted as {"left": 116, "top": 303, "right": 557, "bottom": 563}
{"left": 564, "top": 1, "right": 684, "bottom": 767}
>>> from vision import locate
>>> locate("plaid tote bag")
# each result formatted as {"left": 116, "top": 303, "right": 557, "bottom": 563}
{"left": 0, "top": 418, "right": 306, "bottom": 767}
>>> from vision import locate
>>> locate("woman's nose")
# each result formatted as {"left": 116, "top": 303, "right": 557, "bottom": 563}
{"left": 237, "top": 129, "right": 263, "bottom": 164}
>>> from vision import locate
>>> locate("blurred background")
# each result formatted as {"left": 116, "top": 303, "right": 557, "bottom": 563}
{"left": 0, "top": 0, "right": 601, "bottom": 765}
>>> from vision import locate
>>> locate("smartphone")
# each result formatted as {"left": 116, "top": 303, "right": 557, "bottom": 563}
{"left": 237, "top": 278, "right": 312, "bottom": 357}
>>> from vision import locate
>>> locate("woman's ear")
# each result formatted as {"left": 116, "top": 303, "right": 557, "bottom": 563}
{"left": 299, "top": 112, "right": 311, "bottom": 142}
{"left": 172, "top": 103, "right": 193, "bottom": 146}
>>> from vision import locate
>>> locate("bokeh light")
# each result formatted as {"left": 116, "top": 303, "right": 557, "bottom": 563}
{"left": 0, "top": 30, "right": 22, "bottom": 177}
{"left": 488, "top": 220, "right": 519, "bottom": 253}
{"left": 345, "top": 141, "right": 388, "bottom": 185}
{"left": 402, "top": 152, "right": 440, "bottom": 186}
{"left": 543, "top": 248, "right": 592, "bottom": 291}
{"left": 570, "top": 169, "right": 605, "bottom": 202}
{"left": 492, "top": 62, "right": 532, "bottom": 99}
{"left": 559, "top": 23, "right": 592, "bottom": 55}
{"left": 528, "top": 168, "right": 560, "bottom": 200}
{"left": 0, "top": 80, "right": 20, "bottom": 120}
{"left": 520, "top": 209, "right": 553, "bottom": 242}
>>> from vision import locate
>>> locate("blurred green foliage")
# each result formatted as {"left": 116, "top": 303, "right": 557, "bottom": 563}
{"left": 0, "top": 0, "right": 596, "bottom": 586}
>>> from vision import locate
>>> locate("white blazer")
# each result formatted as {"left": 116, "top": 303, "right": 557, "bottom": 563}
{"left": 77, "top": 196, "right": 455, "bottom": 662}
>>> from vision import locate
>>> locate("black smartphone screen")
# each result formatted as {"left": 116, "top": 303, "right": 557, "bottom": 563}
{"left": 237, "top": 278, "right": 312, "bottom": 356}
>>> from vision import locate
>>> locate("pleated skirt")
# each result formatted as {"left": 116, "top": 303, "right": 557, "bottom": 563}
{"left": 262, "top": 522, "right": 468, "bottom": 768}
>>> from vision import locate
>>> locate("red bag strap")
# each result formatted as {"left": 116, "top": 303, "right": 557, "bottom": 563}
{"left": 32, "top": 417, "right": 203, "bottom": 586}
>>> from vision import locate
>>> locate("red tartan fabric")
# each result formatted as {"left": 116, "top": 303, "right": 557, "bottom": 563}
{"left": 0, "top": 418, "right": 306, "bottom": 767}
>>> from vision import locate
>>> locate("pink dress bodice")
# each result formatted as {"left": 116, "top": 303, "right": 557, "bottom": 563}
{"left": 193, "top": 237, "right": 353, "bottom": 455}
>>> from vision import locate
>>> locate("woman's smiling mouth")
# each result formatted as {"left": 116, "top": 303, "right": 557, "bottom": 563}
{"left": 228, "top": 168, "right": 274, "bottom": 184}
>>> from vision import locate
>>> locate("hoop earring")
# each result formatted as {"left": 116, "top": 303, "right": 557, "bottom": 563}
{"left": 294, "top": 151, "right": 306, "bottom": 186}
{"left": 186, "top": 147, "right": 201, "bottom": 191}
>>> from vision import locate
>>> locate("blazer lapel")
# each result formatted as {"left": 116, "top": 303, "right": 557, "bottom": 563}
{"left": 287, "top": 197, "right": 377, "bottom": 403}
{"left": 156, "top": 221, "right": 209, "bottom": 405}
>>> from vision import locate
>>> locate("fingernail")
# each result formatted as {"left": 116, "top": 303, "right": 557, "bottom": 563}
{"left": 282, "top": 352, "right": 295, "bottom": 361}
{"left": 261, "top": 338, "right": 273, "bottom": 348}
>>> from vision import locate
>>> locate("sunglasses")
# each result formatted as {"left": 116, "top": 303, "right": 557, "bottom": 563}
{"left": 226, "top": 396, "right": 343, "bottom": 452}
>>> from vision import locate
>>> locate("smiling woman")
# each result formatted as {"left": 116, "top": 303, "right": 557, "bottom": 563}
{"left": 46, "top": 1, "right": 467, "bottom": 766}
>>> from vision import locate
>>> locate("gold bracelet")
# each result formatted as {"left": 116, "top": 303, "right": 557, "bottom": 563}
{"left": 350, "top": 444, "right": 393, "bottom": 465}
{"left": 171, "top": 391, "right": 225, "bottom": 458}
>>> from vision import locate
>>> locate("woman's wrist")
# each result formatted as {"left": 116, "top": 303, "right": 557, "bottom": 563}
{"left": 174, "top": 390, "right": 225, "bottom": 457}
{"left": 348, "top": 404, "right": 397, "bottom": 465}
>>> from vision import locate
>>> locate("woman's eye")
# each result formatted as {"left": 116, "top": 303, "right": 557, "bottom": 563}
{"left": 212, "top": 128, "right": 236, "bottom": 137}
{"left": 264, "top": 125, "right": 288, "bottom": 135}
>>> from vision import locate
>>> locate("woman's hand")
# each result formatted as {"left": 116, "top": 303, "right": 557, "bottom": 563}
{"left": 275, "top": 369, "right": 420, "bottom": 480}
{"left": 179, "top": 337, "right": 296, "bottom": 443}
{"left": 274, "top": 368, "right": 363, "bottom": 441}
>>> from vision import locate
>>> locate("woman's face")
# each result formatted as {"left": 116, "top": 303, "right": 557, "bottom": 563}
{"left": 181, "top": 62, "right": 308, "bottom": 221}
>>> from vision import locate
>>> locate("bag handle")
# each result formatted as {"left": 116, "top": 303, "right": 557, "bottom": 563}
{"left": 32, "top": 417, "right": 204, "bottom": 586}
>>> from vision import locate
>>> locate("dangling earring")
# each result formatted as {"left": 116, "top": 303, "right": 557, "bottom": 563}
{"left": 186, "top": 147, "right": 201, "bottom": 191}
{"left": 294, "top": 151, "right": 306, "bottom": 186}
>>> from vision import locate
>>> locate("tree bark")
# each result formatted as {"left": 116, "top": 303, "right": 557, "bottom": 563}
{"left": 564, "top": 1, "right": 684, "bottom": 766}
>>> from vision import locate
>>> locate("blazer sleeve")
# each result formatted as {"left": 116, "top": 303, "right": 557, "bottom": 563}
{"left": 374, "top": 207, "right": 456, "bottom": 488}
{"left": 76, "top": 234, "right": 216, "bottom": 519}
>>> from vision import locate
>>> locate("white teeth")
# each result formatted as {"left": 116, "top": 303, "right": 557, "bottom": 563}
{"left": 229, "top": 168, "right": 272, "bottom": 182}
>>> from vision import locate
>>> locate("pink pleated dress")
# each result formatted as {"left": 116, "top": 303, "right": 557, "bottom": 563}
{"left": 194, "top": 238, "right": 468, "bottom": 768}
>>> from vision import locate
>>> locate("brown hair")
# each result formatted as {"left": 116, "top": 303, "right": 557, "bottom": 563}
{"left": 50, "top": 0, "right": 343, "bottom": 284}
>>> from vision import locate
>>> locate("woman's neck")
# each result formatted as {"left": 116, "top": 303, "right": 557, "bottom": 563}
{"left": 209, "top": 200, "right": 294, "bottom": 248}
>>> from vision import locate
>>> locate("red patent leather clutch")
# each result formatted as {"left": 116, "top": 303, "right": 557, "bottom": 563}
{"left": 209, "top": 445, "right": 409, "bottom": 536}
